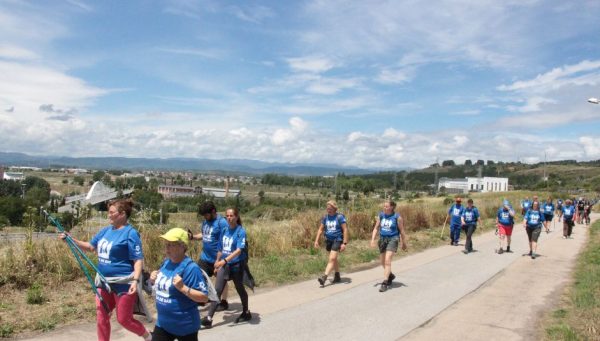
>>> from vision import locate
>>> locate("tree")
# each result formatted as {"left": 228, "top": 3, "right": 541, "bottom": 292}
{"left": 442, "top": 160, "right": 456, "bottom": 167}
{"left": 92, "top": 170, "right": 105, "bottom": 182}
{"left": 476, "top": 160, "right": 485, "bottom": 166}
{"left": 343, "top": 190, "right": 350, "bottom": 201}
{"left": 487, "top": 160, "right": 495, "bottom": 165}
{"left": 464, "top": 160, "right": 472, "bottom": 166}
{"left": 73, "top": 176, "right": 85, "bottom": 186}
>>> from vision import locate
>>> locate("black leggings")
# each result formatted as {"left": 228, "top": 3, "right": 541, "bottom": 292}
{"left": 208, "top": 263, "right": 248, "bottom": 317}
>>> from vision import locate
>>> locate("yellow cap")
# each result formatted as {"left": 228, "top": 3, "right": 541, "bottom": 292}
{"left": 160, "top": 228, "right": 189, "bottom": 246}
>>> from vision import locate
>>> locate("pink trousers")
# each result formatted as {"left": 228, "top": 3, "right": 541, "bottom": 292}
{"left": 95, "top": 289, "right": 146, "bottom": 341}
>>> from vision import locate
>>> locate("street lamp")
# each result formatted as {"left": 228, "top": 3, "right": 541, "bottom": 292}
{"left": 588, "top": 97, "right": 599, "bottom": 104}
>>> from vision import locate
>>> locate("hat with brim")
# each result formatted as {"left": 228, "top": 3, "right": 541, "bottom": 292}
{"left": 160, "top": 227, "right": 189, "bottom": 247}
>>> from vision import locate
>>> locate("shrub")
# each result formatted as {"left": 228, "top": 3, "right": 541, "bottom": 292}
{"left": 26, "top": 282, "right": 45, "bottom": 305}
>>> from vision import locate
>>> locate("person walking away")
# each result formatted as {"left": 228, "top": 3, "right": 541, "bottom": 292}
{"left": 521, "top": 197, "right": 531, "bottom": 216}
{"left": 150, "top": 228, "right": 209, "bottom": 340}
{"left": 523, "top": 201, "right": 545, "bottom": 259}
{"left": 191, "top": 201, "right": 230, "bottom": 310}
{"left": 542, "top": 197, "right": 554, "bottom": 233}
{"left": 584, "top": 200, "right": 592, "bottom": 226}
{"left": 59, "top": 199, "right": 151, "bottom": 341}
{"left": 562, "top": 199, "right": 576, "bottom": 239}
{"left": 496, "top": 199, "right": 515, "bottom": 254}
{"left": 314, "top": 201, "right": 348, "bottom": 286}
{"left": 370, "top": 200, "right": 408, "bottom": 292}
{"left": 556, "top": 199, "right": 563, "bottom": 222}
{"left": 202, "top": 208, "right": 251, "bottom": 328}
{"left": 447, "top": 197, "right": 465, "bottom": 246}
{"left": 461, "top": 198, "right": 481, "bottom": 254}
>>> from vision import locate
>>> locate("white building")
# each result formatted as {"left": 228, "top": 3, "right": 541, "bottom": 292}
{"left": 438, "top": 176, "right": 508, "bottom": 193}
{"left": 3, "top": 172, "right": 24, "bottom": 180}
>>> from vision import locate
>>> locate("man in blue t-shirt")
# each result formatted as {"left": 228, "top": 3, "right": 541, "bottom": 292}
{"left": 191, "top": 201, "right": 230, "bottom": 309}
{"left": 447, "top": 197, "right": 465, "bottom": 246}
{"left": 521, "top": 197, "right": 531, "bottom": 216}
{"left": 460, "top": 198, "right": 481, "bottom": 254}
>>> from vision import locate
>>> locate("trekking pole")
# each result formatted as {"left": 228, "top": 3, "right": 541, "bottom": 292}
{"left": 440, "top": 215, "right": 448, "bottom": 239}
{"left": 44, "top": 210, "right": 110, "bottom": 313}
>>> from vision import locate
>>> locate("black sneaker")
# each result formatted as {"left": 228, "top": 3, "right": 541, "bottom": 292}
{"left": 379, "top": 281, "right": 388, "bottom": 292}
{"left": 506, "top": 246, "right": 511, "bottom": 253}
{"left": 332, "top": 272, "right": 341, "bottom": 283}
{"left": 235, "top": 310, "right": 252, "bottom": 323}
{"left": 217, "top": 299, "right": 229, "bottom": 311}
{"left": 317, "top": 275, "right": 327, "bottom": 286}
{"left": 497, "top": 248, "right": 504, "bottom": 254}
{"left": 201, "top": 317, "right": 213, "bottom": 329}
{"left": 388, "top": 273, "right": 396, "bottom": 284}
{"left": 462, "top": 250, "right": 469, "bottom": 254}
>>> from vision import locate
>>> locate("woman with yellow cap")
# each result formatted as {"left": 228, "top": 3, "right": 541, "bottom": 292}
{"left": 149, "top": 228, "right": 209, "bottom": 340}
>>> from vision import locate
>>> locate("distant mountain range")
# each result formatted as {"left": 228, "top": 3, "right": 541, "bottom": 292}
{"left": 0, "top": 152, "right": 386, "bottom": 176}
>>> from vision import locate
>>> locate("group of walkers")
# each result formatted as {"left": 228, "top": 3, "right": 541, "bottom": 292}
{"left": 59, "top": 200, "right": 251, "bottom": 341}
{"left": 444, "top": 195, "right": 595, "bottom": 261}
{"left": 58, "top": 194, "right": 593, "bottom": 340}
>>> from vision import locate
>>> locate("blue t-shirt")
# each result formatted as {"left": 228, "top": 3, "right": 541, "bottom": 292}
{"left": 524, "top": 209, "right": 545, "bottom": 227}
{"left": 90, "top": 224, "right": 143, "bottom": 293}
{"left": 220, "top": 225, "right": 247, "bottom": 265}
{"left": 462, "top": 207, "right": 480, "bottom": 225}
{"left": 562, "top": 205, "right": 575, "bottom": 220}
{"left": 448, "top": 204, "right": 465, "bottom": 226}
{"left": 522, "top": 200, "right": 531, "bottom": 210}
{"left": 378, "top": 212, "right": 400, "bottom": 237}
{"left": 322, "top": 214, "right": 346, "bottom": 241}
{"left": 200, "top": 215, "right": 229, "bottom": 263}
{"left": 497, "top": 207, "right": 515, "bottom": 226}
{"left": 155, "top": 256, "right": 208, "bottom": 336}
{"left": 543, "top": 202, "right": 555, "bottom": 215}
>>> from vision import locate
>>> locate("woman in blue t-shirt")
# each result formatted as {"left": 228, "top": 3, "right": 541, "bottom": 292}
{"left": 202, "top": 207, "right": 251, "bottom": 328}
{"left": 523, "top": 201, "right": 545, "bottom": 259}
{"left": 59, "top": 199, "right": 151, "bottom": 341}
{"left": 150, "top": 228, "right": 209, "bottom": 341}
{"left": 313, "top": 200, "right": 349, "bottom": 287}
{"left": 370, "top": 200, "right": 407, "bottom": 292}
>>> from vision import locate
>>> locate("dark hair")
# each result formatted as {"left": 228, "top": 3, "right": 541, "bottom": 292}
{"left": 108, "top": 198, "right": 134, "bottom": 218}
{"left": 385, "top": 200, "right": 396, "bottom": 209}
{"left": 467, "top": 199, "right": 473, "bottom": 204}
{"left": 226, "top": 207, "right": 242, "bottom": 226}
{"left": 198, "top": 201, "right": 217, "bottom": 215}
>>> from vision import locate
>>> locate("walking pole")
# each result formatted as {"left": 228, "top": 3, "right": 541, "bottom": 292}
{"left": 440, "top": 215, "right": 448, "bottom": 239}
{"left": 44, "top": 210, "right": 111, "bottom": 313}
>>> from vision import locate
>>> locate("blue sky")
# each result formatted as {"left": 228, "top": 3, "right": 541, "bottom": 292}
{"left": 1, "top": 0, "right": 600, "bottom": 169}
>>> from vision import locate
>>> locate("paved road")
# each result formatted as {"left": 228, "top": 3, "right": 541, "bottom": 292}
{"left": 17, "top": 215, "right": 594, "bottom": 341}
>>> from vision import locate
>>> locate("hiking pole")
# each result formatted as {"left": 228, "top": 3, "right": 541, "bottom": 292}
{"left": 440, "top": 215, "right": 448, "bottom": 239}
{"left": 44, "top": 210, "right": 111, "bottom": 313}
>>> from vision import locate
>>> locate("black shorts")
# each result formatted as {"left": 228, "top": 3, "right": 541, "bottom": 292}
{"left": 378, "top": 236, "right": 399, "bottom": 253}
{"left": 325, "top": 239, "right": 343, "bottom": 252}
{"left": 544, "top": 214, "right": 553, "bottom": 222}
{"left": 526, "top": 226, "right": 542, "bottom": 242}
{"left": 198, "top": 259, "right": 215, "bottom": 277}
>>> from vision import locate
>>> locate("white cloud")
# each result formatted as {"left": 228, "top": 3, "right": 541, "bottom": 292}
{"left": 0, "top": 44, "right": 38, "bottom": 60}
{"left": 286, "top": 56, "right": 337, "bottom": 74}
{"left": 580, "top": 136, "right": 600, "bottom": 158}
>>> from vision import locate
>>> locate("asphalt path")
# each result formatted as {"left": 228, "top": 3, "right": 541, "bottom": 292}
{"left": 17, "top": 214, "right": 594, "bottom": 341}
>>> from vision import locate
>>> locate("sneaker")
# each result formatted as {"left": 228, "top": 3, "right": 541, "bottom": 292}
{"left": 462, "top": 250, "right": 469, "bottom": 254}
{"left": 235, "top": 310, "right": 252, "bottom": 323}
{"left": 332, "top": 272, "right": 341, "bottom": 283}
{"left": 528, "top": 250, "right": 532, "bottom": 256}
{"left": 201, "top": 317, "right": 213, "bottom": 329}
{"left": 450, "top": 240, "right": 454, "bottom": 245}
{"left": 497, "top": 248, "right": 504, "bottom": 254}
{"left": 563, "top": 236, "right": 567, "bottom": 239}
{"left": 317, "top": 274, "right": 327, "bottom": 286}
{"left": 217, "top": 299, "right": 229, "bottom": 311}
{"left": 379, "top": 281, "right": 388, "bottom": 292}
{"left": 531, "top": 253, "right": 536, "bottom": 259}
{"left": 506, "top": 246, "right": 511, "bottom": 252}
{"left": 388, "top": 273, "right": 396, "bottom": 284}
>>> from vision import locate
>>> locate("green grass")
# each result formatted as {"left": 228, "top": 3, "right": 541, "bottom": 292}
{"left": 543, "top": 220, "right": 600, "bottom": 341}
